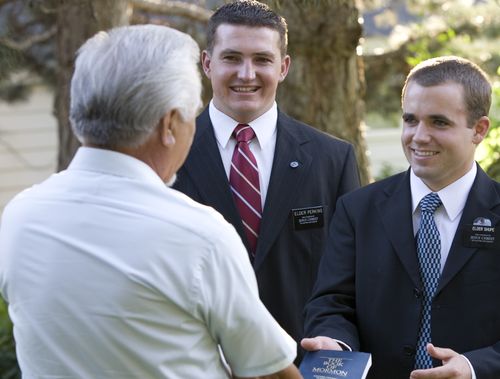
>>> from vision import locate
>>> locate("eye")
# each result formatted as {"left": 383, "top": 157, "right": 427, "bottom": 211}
{"left": 222, "top": 55, "right": 239, "bottom": 62}
{"left": 402, "top": 114, "right": 417, "bottom": 126}
{"left": 255, "top": 56, "right": 273, "bottom": 64}
{"left": 433, "top": 119, "right": 449, "bottom": 128}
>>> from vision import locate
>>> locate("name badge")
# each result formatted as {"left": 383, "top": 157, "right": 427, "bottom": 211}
{"left": 292, "top": 206, "right": 324, "bottom": 231}
{"left": 462, "top": 224, "right": 499, "bottom": 249}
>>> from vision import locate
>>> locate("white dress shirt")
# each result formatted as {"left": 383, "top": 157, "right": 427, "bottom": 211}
{"left": 209, "top": 101, "right": 277, "bottom": 208}
{"left": 0, "top": 147, "right": 296, "bottom": 379}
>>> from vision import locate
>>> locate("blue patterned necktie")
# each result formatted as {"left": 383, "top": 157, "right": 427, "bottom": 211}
{"left": 414, "top": 192, "right": 442, "bottom": 369}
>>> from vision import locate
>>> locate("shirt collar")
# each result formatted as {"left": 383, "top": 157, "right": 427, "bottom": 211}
{"left": 410, "top": 163, "right": 477, "bottom": 221}
{"left": 68, "top": 146, "right": 166, "bottom": 187}
{"left": 209, "top": 100, "right": 278, "bottom": 149}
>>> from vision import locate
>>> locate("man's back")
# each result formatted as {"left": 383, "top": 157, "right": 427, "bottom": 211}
{"left": 0, "top": 148, "right": 296, "bottom": 378}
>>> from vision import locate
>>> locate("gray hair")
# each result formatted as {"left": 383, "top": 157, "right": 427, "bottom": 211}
{"left": 70, "top": 24, "right": 202, "bottom": 148}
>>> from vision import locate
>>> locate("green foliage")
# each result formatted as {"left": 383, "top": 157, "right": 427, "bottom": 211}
{"left": 406, "top": 28, "right": 456, "bottom": 67}
{"left": 364, "top": 0, "right": 500, "bottom": 129}
{"left": 404, "top": 0, "right": 500, "bottom": 73}
{"left": 0, "top": 299, "right": 20, "bottom": 379}
{"left": 477, "top": 76, "right": 500, "bottom": 181}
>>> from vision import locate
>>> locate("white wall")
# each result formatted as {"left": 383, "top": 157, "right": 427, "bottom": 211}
{"left": 0, "top": 88, "right": 57, "bottom": 217}
{"left": 365, "top": 127, "right": 408, "bottom": 179}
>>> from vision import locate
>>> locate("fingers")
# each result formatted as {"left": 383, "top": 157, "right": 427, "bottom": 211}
{"left": 410, "top": 345, "right": 470, "bottom": 379}
{"left": 300, "top": 336, "right": 342, "bottom": 351}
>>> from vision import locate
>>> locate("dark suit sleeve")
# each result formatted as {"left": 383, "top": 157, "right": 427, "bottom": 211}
{"left": 303, "top": 195, "right": 361, "bottom": 350}
{"left": 465, "top": 344, "right": 500, "bottom": 379}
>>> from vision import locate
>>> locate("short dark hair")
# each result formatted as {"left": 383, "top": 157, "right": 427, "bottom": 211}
{"left": 402, "top": 56, "right": 491, "bottom": 126}
{"left": 206, "top": 0, "right": 288, "bottom": 57}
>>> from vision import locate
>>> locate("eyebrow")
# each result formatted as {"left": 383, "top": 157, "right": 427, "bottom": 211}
{"left": 402, "top": 112, "right": 453, "bottom": 123}
{"left": 428, "top": 114, "right": 452, "bottom": 121}
{"left": 219, "top": 49, "right": 276, "bottom": 58}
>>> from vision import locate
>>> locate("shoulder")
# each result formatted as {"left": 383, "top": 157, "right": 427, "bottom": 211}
{"left": 341, "top": 171, "right": 408, "bottom": 204}
{"left": 471, "top": 165, "right": 500, "bottom": 209}
{"left": 1, "top": 172, "right": 63, "bottom": 217}
{"left": 167, "top": 189, "right": 235, "bottom": 237}
{"left": 166, "top": 189, "right": 247, "bottom": 258}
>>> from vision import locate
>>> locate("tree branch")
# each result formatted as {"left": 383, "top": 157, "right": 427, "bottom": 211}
{"left": 130, "top": 0, "right": 212, "bottom": 22}
{"left": 0, "top": 25, "right": 57, "bottom": 51}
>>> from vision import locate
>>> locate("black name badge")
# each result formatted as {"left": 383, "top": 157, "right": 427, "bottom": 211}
{"left": 462, "top": 224, "right": 499, "bottom": 249}
{"left": 292, "top": 206, "right": 324, "bottom": 230}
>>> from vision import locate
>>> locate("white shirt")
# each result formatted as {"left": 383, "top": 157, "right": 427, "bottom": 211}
{"left": 0, "top": 147, "right": 296, "bottom": 379}
{"left": 209, "top": 101, "right": 277, "bottom": 208}
{"left": 410, "top": 163, "right": 477, "bottom": 378}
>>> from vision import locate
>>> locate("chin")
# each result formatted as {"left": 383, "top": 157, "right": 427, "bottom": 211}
{"left": 165, "top": 173, "right": 177, "bottom": 187}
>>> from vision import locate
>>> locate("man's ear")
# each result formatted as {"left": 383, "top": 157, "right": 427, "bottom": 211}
{"left": 160, "top": 110, "right": 176, "bottom": 147}
{"left": 279, "top": 54, "right": 291, "bottom": 83}
{"left": 201, "top": 50, "right": 212, "bottom": 78}
{"left": 472, "top": 116, "right": 490, "bottom": 145}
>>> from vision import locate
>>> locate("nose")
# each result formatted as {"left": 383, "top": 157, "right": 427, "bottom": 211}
{"left": 412, "top": 121, "right": 431, "bottom": 143}
{"left": 238, "top": 60, "right": 256, "bottom": 81}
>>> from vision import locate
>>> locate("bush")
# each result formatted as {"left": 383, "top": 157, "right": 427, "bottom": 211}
{"left": 477, "top": 74, "right": 500, "bottom": 182}
{"left": 0, "top": 299, "right": 20, "bottom": 378}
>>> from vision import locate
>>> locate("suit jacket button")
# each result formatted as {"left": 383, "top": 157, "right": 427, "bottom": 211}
{"left": 414, "top": 288, "right": 422, "bottom": 299}
{"left": 403, "top": 345, "right": 416, "bottom": 356}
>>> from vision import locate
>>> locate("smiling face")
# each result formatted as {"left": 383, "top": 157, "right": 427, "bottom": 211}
{"left": 401, "top": 81, "right": 489, "bottom": 191}
{"left": 201, "top": 24, "right": 290, "bottom": 123}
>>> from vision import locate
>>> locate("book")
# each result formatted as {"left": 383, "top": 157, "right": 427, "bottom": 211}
{"left": 299, "top": 350, "right": 372, "bottom": 379}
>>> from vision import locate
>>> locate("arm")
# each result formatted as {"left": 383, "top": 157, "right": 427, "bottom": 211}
{"left": 200, "top": 224, "right": 297, "bottom": 378}
{"left": 303, "top": 196, "right": 360, "bottom": 349}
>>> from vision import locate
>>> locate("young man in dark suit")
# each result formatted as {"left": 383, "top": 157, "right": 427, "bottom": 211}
{"left": 174, "top": 0, "right": 360, "bottom": 361}
{"left": 302, "top": 56, "right": 500, "bottom": 379}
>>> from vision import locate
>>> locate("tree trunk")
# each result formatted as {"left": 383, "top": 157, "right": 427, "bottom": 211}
{"left": 55, "top": 0, "right": 129, "bottom": 171}
{"left": 266, "top": 0, "right": 371, "bottom": 184}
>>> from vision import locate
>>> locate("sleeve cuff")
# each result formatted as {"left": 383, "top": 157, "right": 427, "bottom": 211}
{"left": 461, "top": 354, "right": 476, "bottom": 379}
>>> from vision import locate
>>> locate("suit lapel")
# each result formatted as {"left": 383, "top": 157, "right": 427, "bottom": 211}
{"left": 377, "top": 171, "right": 423, "bottom": 288}
{"left": 438, "top": 166, "right": 500, "bottom": 293}
{"left": 185, "top": 108, "right": 247, "bottom": 243}
{"left": 253, "top": 112, "right": 312, "bottom": 271}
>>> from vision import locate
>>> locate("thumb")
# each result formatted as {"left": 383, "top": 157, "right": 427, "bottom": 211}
{"left": 427, "top": 343, "right": 457, "bottom": 362}
{"left": 301, "top": 336, "right": 342, "bottom": 351}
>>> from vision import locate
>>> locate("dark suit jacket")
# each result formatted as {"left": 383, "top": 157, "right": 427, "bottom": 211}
{"left": 174, "top": 107, "right": 360, "bottom": 358}
{"left": 304, "top": 166, "right": 500, "bottom": 379}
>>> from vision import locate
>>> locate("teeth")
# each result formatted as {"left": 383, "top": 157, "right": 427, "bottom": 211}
{"left": 232, "top": 87, "right": 257, "bottom": 92}
{"left": 413, "top": 150, "right": 437, "bottom": 156}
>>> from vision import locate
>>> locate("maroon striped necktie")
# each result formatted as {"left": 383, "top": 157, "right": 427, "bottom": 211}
{"left": 229, "top": 123, "right": 262, "bottom": 257}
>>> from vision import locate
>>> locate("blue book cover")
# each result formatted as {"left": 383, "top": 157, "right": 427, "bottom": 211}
{"left": 299, "top": 350, "right": 372, "bottom": 379}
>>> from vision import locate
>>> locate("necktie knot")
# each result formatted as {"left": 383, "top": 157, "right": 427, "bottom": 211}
{"left": 420, "top": 192, "right": 442, "bottom": 214}
{"left": 233, "top": 124, "right": 255, "bottom": 143}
